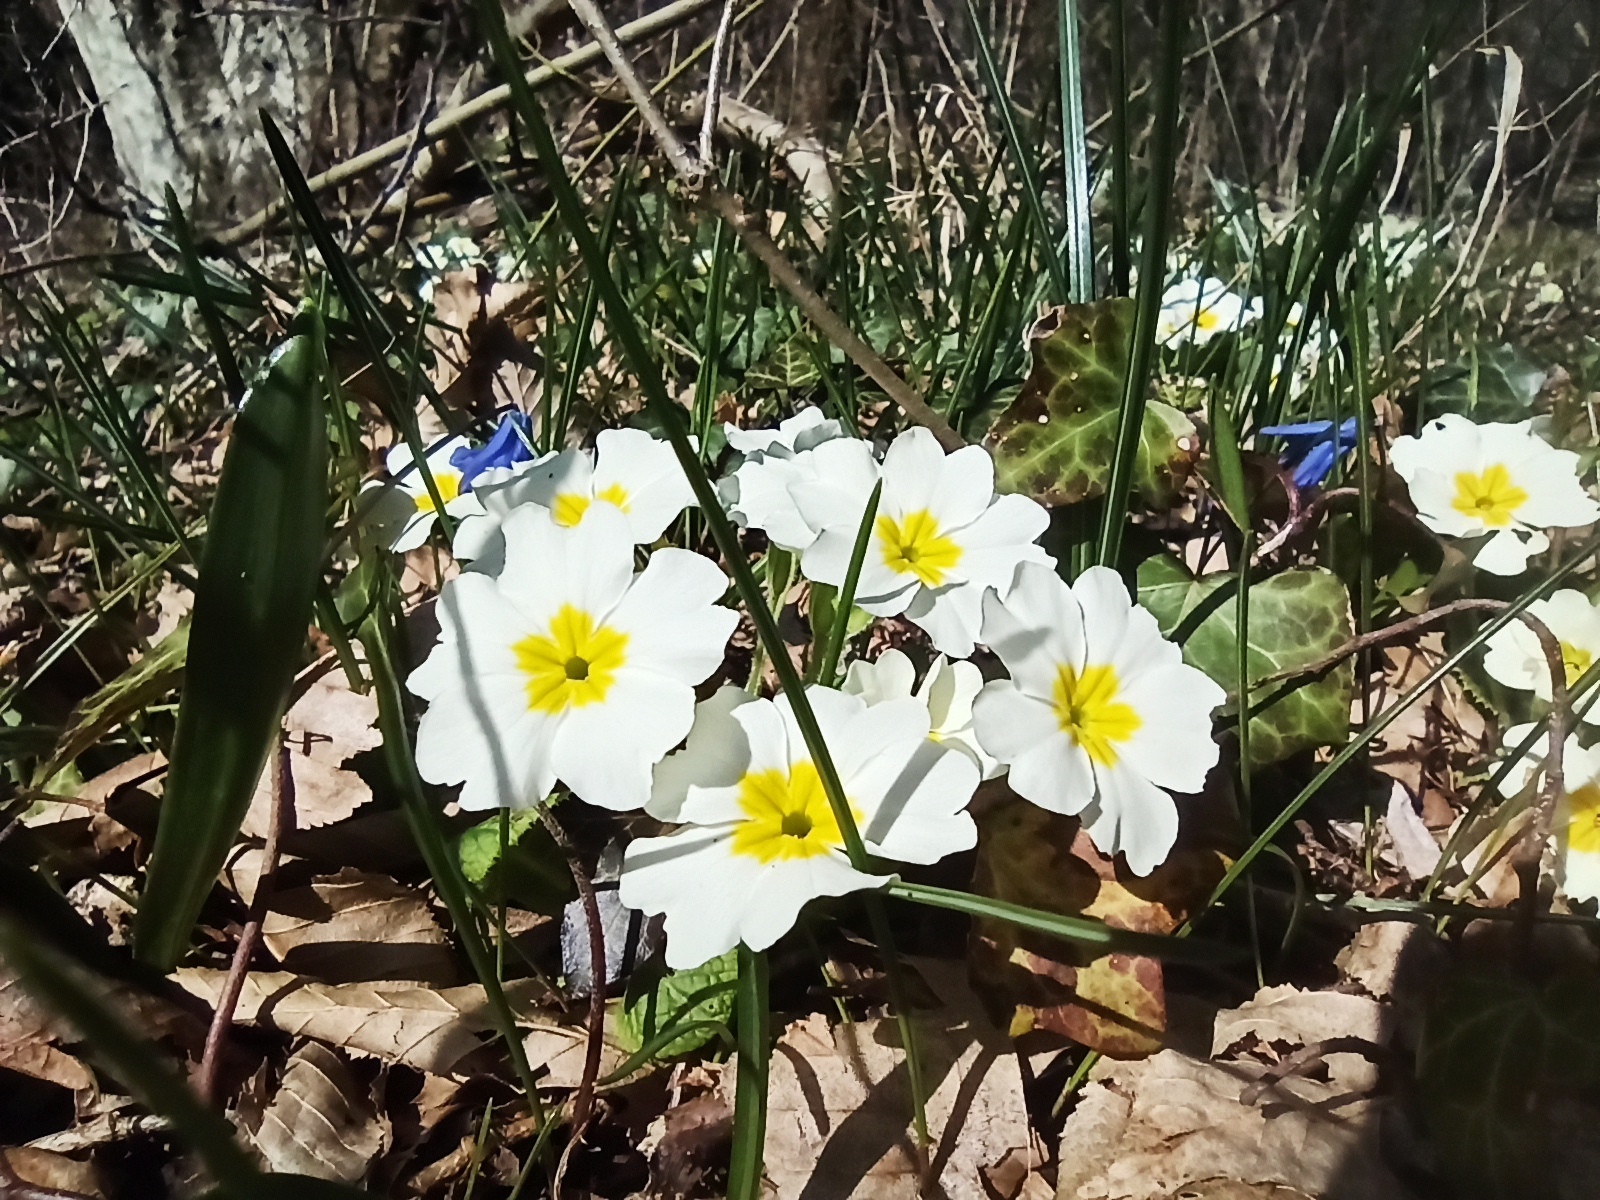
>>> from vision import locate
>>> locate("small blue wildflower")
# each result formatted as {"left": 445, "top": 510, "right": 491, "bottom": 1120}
{"left": 1259, "top": 417, "right": 1359, "bottom": 489}
{"left": 451, "top": 411, "right": 536, "bottom": 490}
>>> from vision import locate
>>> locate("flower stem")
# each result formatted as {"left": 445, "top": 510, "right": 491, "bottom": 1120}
{"left": 728, "top": 945, "right": 771, "bottom": 1200}
{"left": 816, "top": 480, "right": 882, "bottom": 686}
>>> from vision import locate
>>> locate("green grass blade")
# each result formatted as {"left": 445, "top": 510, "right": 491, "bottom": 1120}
{"left": 964, "top": 0, "right": 1066, "bottom": 303}
{"left": 889, "top": 881, "right": 1240, "bottom": 964}
{"left": 727, "top": 945, "right": 771, "bottom": 1200}
{"left": 166, "top": 186, "right": 245, "bottom": 404}
{"left": 133, "top": 317, "right": 328, "bottom": 970}
{"left": 1058, "top": 0, "right": 1094, "bottom": 303}
{"left": 1107, "top": 0, "right": 1132, "bottom": 296}
{"left": 815, "top": 481, "right": 882, "bottom": 686}
{"left": 0, "top": 921, "right": 262, "bottom": 1196}
{"left": 1096, "top": 0, "right": 1188, "bottom": 567}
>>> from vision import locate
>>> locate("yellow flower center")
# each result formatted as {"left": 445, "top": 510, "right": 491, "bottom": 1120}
{"left": 1194, "top": 307, "right": 1222, "bottom": 332}
{"left": 729, "top": 761, "right": 859, "bottom": 863}
{"left": 1450, "top": 464, "right": 1528, "bottom": 528}
{"left": 514, "top": 604, "right": 628, "bottom": 714}
{"left": 412, "top": 471, "right": 462, "bottom": 515}
{"left": 1568, "top": 784, "right": 1600, "bottom": 856}
{"left": 1053, "top": 663, "right": 1142, "bottom": 766}
{"left": 1563, "top": 642, "right": 1594, "bottom": 688}
{"left": 877, "top": 509, "right": 962, "bottom": 588}
{"left": 552, "top": 482, "right": 632, "bottom": 528}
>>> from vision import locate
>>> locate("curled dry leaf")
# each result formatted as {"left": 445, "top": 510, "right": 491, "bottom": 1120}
{"left": 243, "top": 669, "right": 381, "bottom": 839}
{"left": 0, "top": 968, "right": 94, "bottom": 1090}
{"left": 175, "top": 969, "right": 546, "bottom": 1076}
{"left": 728, "top": 960, "right": 1041, "bottom": 1200}
{"left": 1, "top": 1147, "right": 107, "bottom": 1198}
{"left": 262, "top": 868, "right": 457, "bottom": 985}
{"left": 1057, "top": 982, "right": 1408, "bottom": 1200}
{"left": 238, "top": 1040, "right": 388, "bottom": 1184}
{"left": 522, "top": 1011, "right": 630, "bottom": 1090}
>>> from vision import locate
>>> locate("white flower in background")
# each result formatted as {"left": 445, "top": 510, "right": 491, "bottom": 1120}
{"left": 415, "top": 234, "right": 485, "bottom": 301}
{"left": 1156, "top": 277, "right": 1263, "bottom": 348}
{"left": 1356, "top": 214, "right": 1447, "bottom": 283}
{"left": 843, "top": 648, "right": 1001, "bottom": 778}
{"left": 363, "top": 437, "right": 484, "bottom": 553}
{"left": 620, "top": 686, "right": 980, "bottom": 968}
{"left": 408, "top": 504, "right": 737, "bottom": 812}
{"left": 1497, "top": 724, "right": 1600, "bottom": 903}
{"left": 972, "top": 563, "right": 1225, "bottom": 875}
{"left": 792, "top": 427, "right": 1051, "bottom": 659}
{"left": 453, "top": 428, "right": 696, "bottom": 566}
{"left": 1483, "top": 590, "right": 1600, "bottom": 721}
{"left": 1390, "top": 414, "right": 1600, "bottom": 576}
{"left": 719, "top": 406, "right": 849, "bottom": 551}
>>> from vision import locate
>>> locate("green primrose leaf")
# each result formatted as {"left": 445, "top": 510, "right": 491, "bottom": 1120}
{"left": 1421, "top": 343, "right": 1546, "bottom": 424}
{"left": 457, "top": 811, "right": 573, "bottom": 914}
{"left": 618, "top": 949, "right": 739, "bottom": 1061}
{"left": 986, "top": 300, "right": 1199, "bottom": 508}
{"left": 134, "top": 317, "right": 329, "bottom": 971}
{"left": 1137, "top": 556, "right": 1353, "bottom": 766}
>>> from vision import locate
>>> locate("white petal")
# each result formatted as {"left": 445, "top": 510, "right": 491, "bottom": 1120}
{"left": 739, "top": 854, "right": 889, "bottom": 953}
{"left": 1472, "top": 527, "right": 1541, "bottom": 576}
{"left": 1483, "top": 617, "right": 1553, "bottom": 695}
{"left": 620, "top": 830, "right": 764, "bottom": 970}
{"left": 858, "top": 740, "right": 979, "bottom": 863}
{"left": 1404, "top": 469, "right": 1481, "bottom": 537}
{"left": 903, "top": 583, "right": 984, "bottom": 659}
{"left": 879, "top": 430, "right": 992, "bottom": 532}
{"left": 593, "top": 427, "right": 698, "bottom": 541}
{"left": 1093, "top": 762, "right": 1180, "bottom": 876}
{"left": 1562, "top": 849, "right": 1600, "bottom": 904}
{"left": 1512, "top": 452, "right": 1600, "bottom": 528}
{"left": 551, "top": 670, "right": 694, "bottom": 810}
{"left": 679, "top": 698, "right": 795, "bottom": 825}
{"left": 1007, "top": 728, "right": 1097, "bottom": 816}
{"left": 649, "top": 685, "right": 755, "bottom": 821}
{"left": 497, "top": 503, "right": 635, "bottom": 627}
{"left": 606, "top": 548, "right": 737, "bottom": 683}
{"left": 728, "top": 455, "right": 818, "bottom": 549}
{"left": 390, "top": 508, "right": 435, "bottom": 552}
{"left": 948, "top": 494, "right": 1053, "bottom": 589}
{"left": 842, "top": 649, "right": 917, "bottom": 706}
{"left": 1116, "top": 663, "right": 1225, "bottom": 794}
{"left": 788, "top": 438, "right": 881, "bottom": 535}
{"left": 980, "top": 562, "right": 1085, "bottom": 698}
{"left": 971, "top": 681, "right": 1059, "bottom": 765}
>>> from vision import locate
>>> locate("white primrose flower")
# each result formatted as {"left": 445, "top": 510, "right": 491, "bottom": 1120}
{"left": 1156, "top": 278, "right": 1263, "bottom": 348}
{"left": 972, "top": 563, "right": 1226, "bottom": 875}
{"left": 843, "top": 648, "right": 1001, "bottom": 779}
{"left": 453, "top": 428, "right": 696, "bottom": 567}
{"left": 619, "top": 686, "right": 980, "bottom": 969}
{"left": 719, "top": 406, "right": 850, "bottom": 551}
{"left": 1497, "top": 724, "right": 1600, "bottom": 903}
{"left": 407, "top": 504, "right": 738, "bottom": 812}
{"left": 363, "top": 437, "right": 484, "bottom": 553}
{"left": 1482, "top": 589, "right": 1600, "bottom": 723}
{"left": 1390, "top": 414, "right": 1600, "bottom": 576}
{"left": 791, "top": 427, "right": 1052, "bottom": 659}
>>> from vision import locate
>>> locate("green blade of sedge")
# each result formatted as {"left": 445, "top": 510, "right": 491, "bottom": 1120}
{"left": 134, "top": 315, "right": 328, "bottom": 970}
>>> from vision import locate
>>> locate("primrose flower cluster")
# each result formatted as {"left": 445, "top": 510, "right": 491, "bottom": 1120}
{"left": 375, "top": 407, "right": 1227, "bottom": 968}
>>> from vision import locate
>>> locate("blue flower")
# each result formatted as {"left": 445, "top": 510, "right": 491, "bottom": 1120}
{"left": 1259, "top": 417, "right": 1359, "bottom": 488}
{"left": 451, "top": 412, "right": 536, "bottom": 490}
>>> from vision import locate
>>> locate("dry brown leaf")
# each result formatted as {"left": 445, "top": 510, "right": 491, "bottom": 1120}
{"left": 1366, "top": 635, "right": 1488, "bottom": 826}
{"left": 1, "top": 1147, "right": 107, "bottom": 1198}
{"left": 727, "top": 960, "right": 1041, "bottom": 1200}
{"left": 1383, "top": 781, "right": 1442, "bottom": 881}
{"left": 0, "top": 968, "right": 94, "bottom": 1090}
{"left": 174, "top": 969, "right": 544, "bottom": 1076}
{"left": 522, "top": 1012, "right": 630, "bottom": 1089}
{"left": 262, "top": 869, "right": 457, "bottom": 984}
{"left": 1057, "top": 982, "right": 1408, "bottom": 1200}
{"left": 241, "top": 1041, "right": 387, "bottom": 1183}
{"left": 426, "top": 269, "right": 541, "bottom": 423}
{"left": 243, "top": 671, "right": 380, "bottom": 838}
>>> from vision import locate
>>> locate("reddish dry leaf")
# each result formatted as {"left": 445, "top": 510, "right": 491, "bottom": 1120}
{"left": 243, "top": 670, "right": 380, "bottom": 838}
{"left": 0, "top": 969, "right": 94, "bottom": 1090}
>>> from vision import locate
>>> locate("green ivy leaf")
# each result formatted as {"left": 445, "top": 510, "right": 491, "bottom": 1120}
{"left": 618, "top": 950, "right": 739, "bottom": 1061}
{"left": 986, "top": 301, "right": 1199, "bottom": 507}
{"left": 1418, "top": 967, "right": 1600, "bottom": 1199}
{"left": 1421, "top": 343, "right": 1546, "bottom": 423}
{"left": 1136, "top": 557, "right": 1353, "bottom": 766}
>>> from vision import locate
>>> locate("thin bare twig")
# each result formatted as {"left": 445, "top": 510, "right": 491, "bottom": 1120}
{"left": 560, "top": 0, "right": 965, "bottom": 449}
{"left": 698, "top": 0, "right": 738, "bottom": 166}
{"left": 196, "top": 740, "right": 294, "bottom": 1105}
{"left": 536, "top": 808, "right": 605, "bottom": 1141}
{"left": 208, "top": 0, "right": 720, "bottom": 248}
{"left": 1254, "top": 597, "right": 1570, "bottom": 910}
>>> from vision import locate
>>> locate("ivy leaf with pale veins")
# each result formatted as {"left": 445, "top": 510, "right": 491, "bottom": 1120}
{"left": 986, "top": 301, "right": 1199, "bottom": 507}
{"left": 1137, "top": 556, "right": 1353, "bottom": 766}
{"left": 618, "top": 949, "right": 738, "bottom": 1061}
